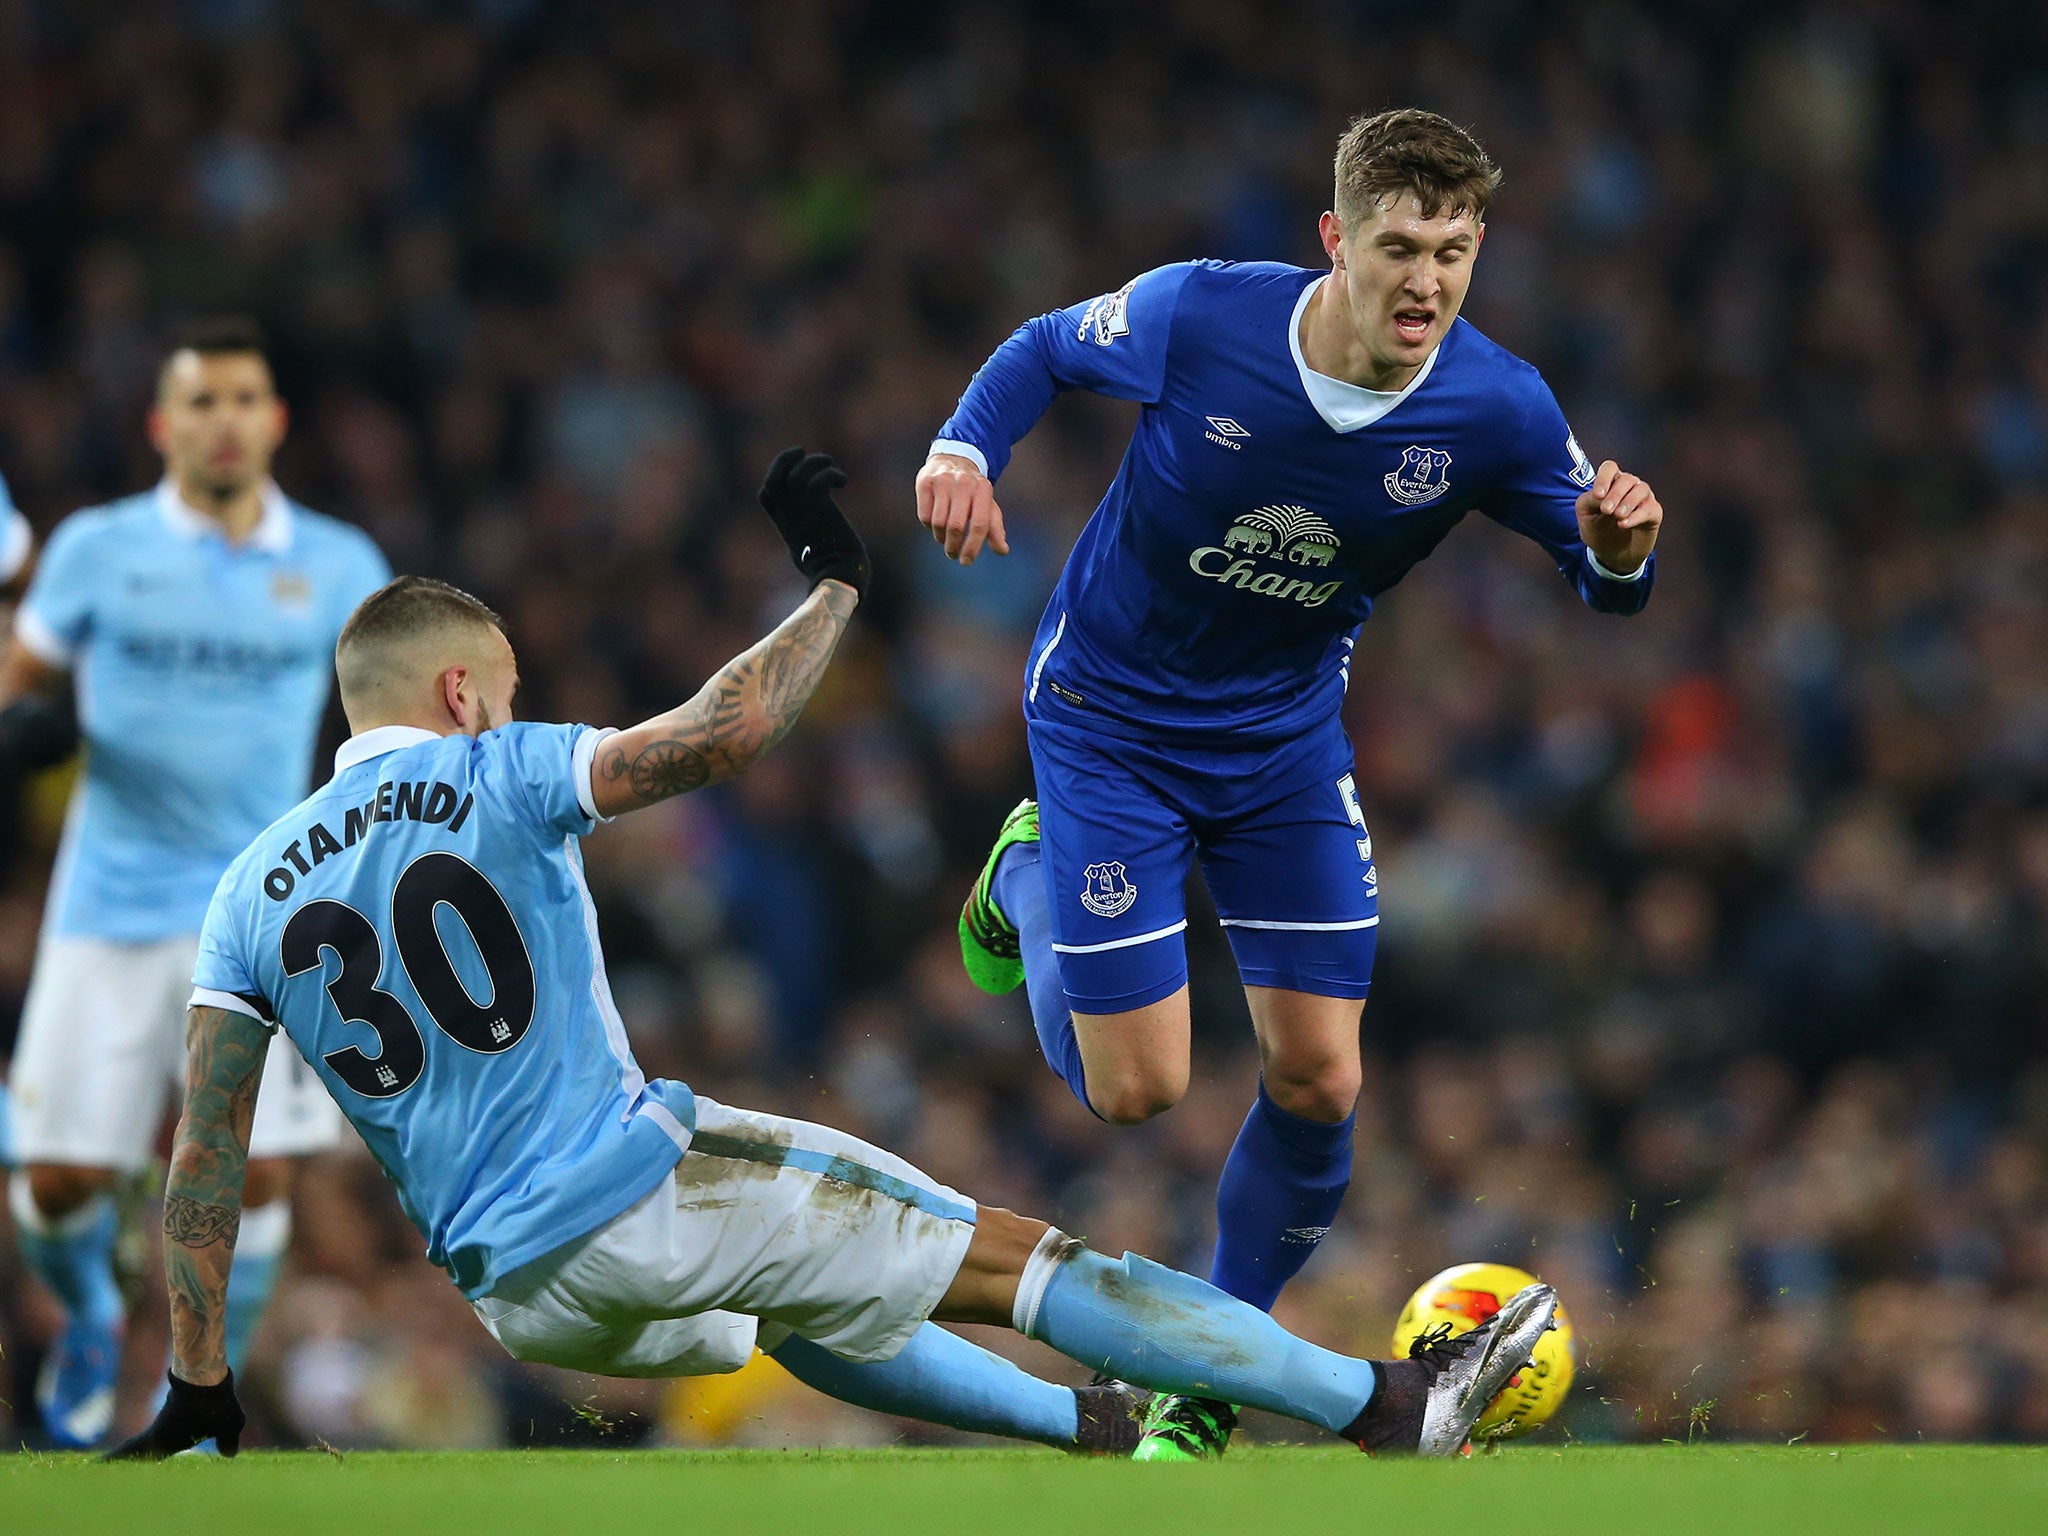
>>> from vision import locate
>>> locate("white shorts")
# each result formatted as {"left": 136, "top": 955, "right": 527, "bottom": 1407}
{"left": 6, "top": 932, "right": 345, "bottom": 1169}
{"left": 471, "top": 1095, "right": 978, "bottom": 1376}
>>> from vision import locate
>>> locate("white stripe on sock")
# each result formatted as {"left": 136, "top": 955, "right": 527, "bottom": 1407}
{"left": 1012, "top": 1226, "right": 1075, "bottom": 1339}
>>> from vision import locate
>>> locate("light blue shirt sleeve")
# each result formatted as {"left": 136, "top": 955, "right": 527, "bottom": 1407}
{"left": 191, "top": 875, "right": 274, "bottom": 1024}
{"left": 477, "top": 722, "right": 614, "bottom": 842}
{"left": 15, "top": 510, "right": 102, "bottom": 664}
{"left": 933, "top": 263, "right": 1197, "bottom": 481}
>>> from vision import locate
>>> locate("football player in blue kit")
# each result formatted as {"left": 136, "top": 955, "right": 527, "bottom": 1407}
{"left": 922, "top": 110, "right": 1663, "bottom": 1459}
{"left": 107, "top": 451, "right": 1557, "bottom": 1464}
{"left": 0, "top": 321, "right": 389, "bottom": 1446}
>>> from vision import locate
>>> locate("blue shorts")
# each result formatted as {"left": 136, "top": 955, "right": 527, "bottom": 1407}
{"left": 1026, "top": 709, "right": 1379, "bottom": 1013}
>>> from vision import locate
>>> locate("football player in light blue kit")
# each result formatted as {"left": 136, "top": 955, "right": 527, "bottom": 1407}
{"left": 922, "top": 111, "right": 1664, "bottom": 1458}
{"left": 108, "top": 452, "right": 1556, "bottom": 1463}
{"left": 0, "top": 320, "right": 389, "bottom": 1446}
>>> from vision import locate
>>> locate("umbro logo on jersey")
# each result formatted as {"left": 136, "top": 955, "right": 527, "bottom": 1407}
{"left": 1204, "top": 416, "right": 1249, "bottom": 450}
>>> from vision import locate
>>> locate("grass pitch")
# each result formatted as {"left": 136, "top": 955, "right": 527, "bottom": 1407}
{"left": 11, "top": 1444, "right": 2046, "bottom": 1536}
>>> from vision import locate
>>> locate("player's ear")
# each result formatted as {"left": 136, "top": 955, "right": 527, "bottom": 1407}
{"left": 440, "top": 665, "right": 470, "bottom": 731}
{"left": 146, "top": 406, "right": 169, "bottom": 455}
{"left": 1319, "top": 211, "right": 1344, "bottom": 265}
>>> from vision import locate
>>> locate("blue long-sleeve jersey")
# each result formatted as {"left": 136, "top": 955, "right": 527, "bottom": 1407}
{"left": 934, "top": 260, "right": 1654, "bottom": 743}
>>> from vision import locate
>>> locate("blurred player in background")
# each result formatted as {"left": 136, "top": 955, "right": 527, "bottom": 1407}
{"left": 0, "top": 470, "right": 28, "bottom": 592}
{"left": 923, "top": 109, "right": 1663, "bottom": 1459}
{"left": 0, "top": 319, "right": 390, "bottom": 1447}
{"left": 0, "top": 466, "right": 33, "bottom": 1178}
{"left": 105, "top": 451, "right": 1558, "bottom": 1464}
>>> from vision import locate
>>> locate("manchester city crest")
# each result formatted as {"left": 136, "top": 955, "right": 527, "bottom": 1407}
{"left": 1383, "top": 445, "right": 1453, "bottom": 506}
{"left": 1080, "top": 860, "right": 1138, "bottom": 919}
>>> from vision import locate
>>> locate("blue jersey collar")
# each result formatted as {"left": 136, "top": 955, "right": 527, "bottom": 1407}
{"left": 1287, "top": 277, "right": 1441, "bottom": 433}
{"left": 155, "top": 479, "right": 295, "bottom": 553}
{"left": 335, "top": 725, "right": 445, "bottom": 775}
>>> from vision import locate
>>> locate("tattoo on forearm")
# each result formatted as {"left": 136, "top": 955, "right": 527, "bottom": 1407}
{"left": 162, "top": 1005, "right": 267, "bottom": 1382}
{"left": 164, "top": 1196, "right": 241, "bottom": 1248}
{"left": 597, "top": 583, "right": 856, "bottom": 808}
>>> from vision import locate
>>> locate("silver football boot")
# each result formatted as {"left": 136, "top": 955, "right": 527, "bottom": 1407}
{"left": 1349, "top": 1282, "right": 1560, "bottom": 1456}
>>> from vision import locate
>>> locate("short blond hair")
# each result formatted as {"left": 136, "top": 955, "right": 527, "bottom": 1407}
{"left": 335, "top": 576, "right": 502, "bottom": 711}
{"left": 1333, "top": 109, "right": 1500, "bottom": 226}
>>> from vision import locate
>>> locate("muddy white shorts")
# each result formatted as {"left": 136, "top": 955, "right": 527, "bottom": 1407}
{"left": 470, "top": 1094, "right": 979, "bottom": 1375}
{"left": 6, "top": 932, "right": 345, "bottom": 1168}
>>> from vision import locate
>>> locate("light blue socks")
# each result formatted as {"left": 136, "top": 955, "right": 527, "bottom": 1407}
{"left": 1015, "top": 1233, "right": 1376, "bottom": 1434}
{"left": 769, "top": 1325, "right": 1078, "bottom": 1446}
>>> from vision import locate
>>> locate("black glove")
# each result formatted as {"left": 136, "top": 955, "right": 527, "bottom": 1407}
{"left": 102, "top": 1371, "right": 246, "bottom": 1460}
{"left": 0, "top": 691, "right": 78, "bottom": 773}
{"left": 758, "top": 447, "right": 871, "bottom": 598}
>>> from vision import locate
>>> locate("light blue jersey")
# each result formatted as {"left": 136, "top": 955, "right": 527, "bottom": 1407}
{"left": 15, "top": 483, "right": 389, "bottom": 940}
{"left": 192, "top": 723, "right": 696, "bottom": 1299}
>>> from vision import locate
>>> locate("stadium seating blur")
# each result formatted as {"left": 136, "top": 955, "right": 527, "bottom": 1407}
{"left": 2, "top": 0, "right": 2045, "bottom": 1448}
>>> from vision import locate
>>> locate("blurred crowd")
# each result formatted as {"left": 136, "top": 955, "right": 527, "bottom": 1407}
{"left": 4, "top": 0, "right": 2048, "bottom": 1448}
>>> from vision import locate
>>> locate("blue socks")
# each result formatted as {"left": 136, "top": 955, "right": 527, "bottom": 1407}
{"left": 225, "top": 1200, "right": 292, "bottom": 1375}
{"left": 1210, "top": 1084, "right": 1354, "bottom": 1311}
{"left": 992, "top": 842, "right": 1092, "bottom": 1109}
{"left": 769, "top": 1325, "right": 1079, "bottom": 1447}
{"left": 1017, "top": 1237, "right": 1375, "bottom": 1435}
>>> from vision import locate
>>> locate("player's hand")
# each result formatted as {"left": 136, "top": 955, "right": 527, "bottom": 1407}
{"left": 101, "top": 1371, "right": 246, "bottom": 1460}
{"left": 759, "top": 447, "right": 871, "bottom": 599}
{"left": 916, "top": 453, "right": 1009, "bottom": 565}
{"left": 1574, "top": 460, "right": 1660, "bottom": 577}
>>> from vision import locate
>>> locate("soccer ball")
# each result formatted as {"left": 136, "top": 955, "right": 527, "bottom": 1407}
{"left": 1390, "top": 1262, "right": 1576, "bottom": 1440}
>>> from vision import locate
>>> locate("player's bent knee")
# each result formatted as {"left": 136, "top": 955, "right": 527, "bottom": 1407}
{"left": 1263, "top": 1061, "right": 1362, "bottom": 1123}
{"left": 1090, "top": 1079, "right": 1184, "bottom": 1125}
{"left": 932, "top": 1206, "right": 1051, "bottom": 1328}
{"left": 24, "top": 1164, "right": 116, "bottom": 1220}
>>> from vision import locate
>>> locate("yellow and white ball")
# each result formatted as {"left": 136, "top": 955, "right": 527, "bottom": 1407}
{"left": 1391, "top": 1262, "right": 1576, "bottom": 1440}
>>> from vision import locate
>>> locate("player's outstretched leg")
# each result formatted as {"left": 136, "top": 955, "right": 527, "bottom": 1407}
{"left": 959, "top": 801, "right": 1091, "bottom": 1103}
{"left": 768, "top": 1326, "right": 1142, "bottom": 1454}
{"left": 944, "top": 1215, "right": 1556, "bottom": 1457}
{"left": 9, "top": 1173, "right": 127, "bottom": 1448}
{"left": 1136, "top": 1078, "right": 1357, "bottom": 1460}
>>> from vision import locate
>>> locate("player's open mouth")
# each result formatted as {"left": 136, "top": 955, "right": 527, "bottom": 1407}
{"left": 1392, "top": 309, "right": 1435, "bottom": 344}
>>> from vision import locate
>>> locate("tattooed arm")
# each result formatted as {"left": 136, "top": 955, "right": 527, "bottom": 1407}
{"left": 163, "top": 1003, "right": 270, "bottom": 1385}
{"left": 591, "top": 579, "right": 858, "bottom": 816}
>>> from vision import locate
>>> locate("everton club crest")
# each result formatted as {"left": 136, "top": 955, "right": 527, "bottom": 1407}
{"left": 1080, "top": 861, "right": 1138, "bottom": 919}
{"left": 1384, "top": 445, "right": 1453, "bottom": 507}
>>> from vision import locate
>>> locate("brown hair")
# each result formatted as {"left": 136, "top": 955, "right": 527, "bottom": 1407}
{"left": 1333, "top": 109, "right": 1500, "bottom": 226}
{"left": 336, "top": 576, "right": 503, "bottom": 705}
{"left": 156, "top": 314, "right": 273, "bottom": 398}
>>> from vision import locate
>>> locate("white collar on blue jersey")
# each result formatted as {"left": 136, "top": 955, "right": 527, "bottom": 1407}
{"left": 335, "top": 725, "right": 444, "bottom": 774}
{"left": 155, "top": 478, "right": 294, "bottom": 553}
{"left": 1288, "top": 277, "right": 1441, "bottom": 434}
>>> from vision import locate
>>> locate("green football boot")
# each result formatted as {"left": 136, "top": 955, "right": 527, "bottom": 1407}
{"left": 957, "top": 798, "right": 1039, "bottom": 995}
{"left": 1131, "top": 1394, "right": 1237, "bottom": 1462}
